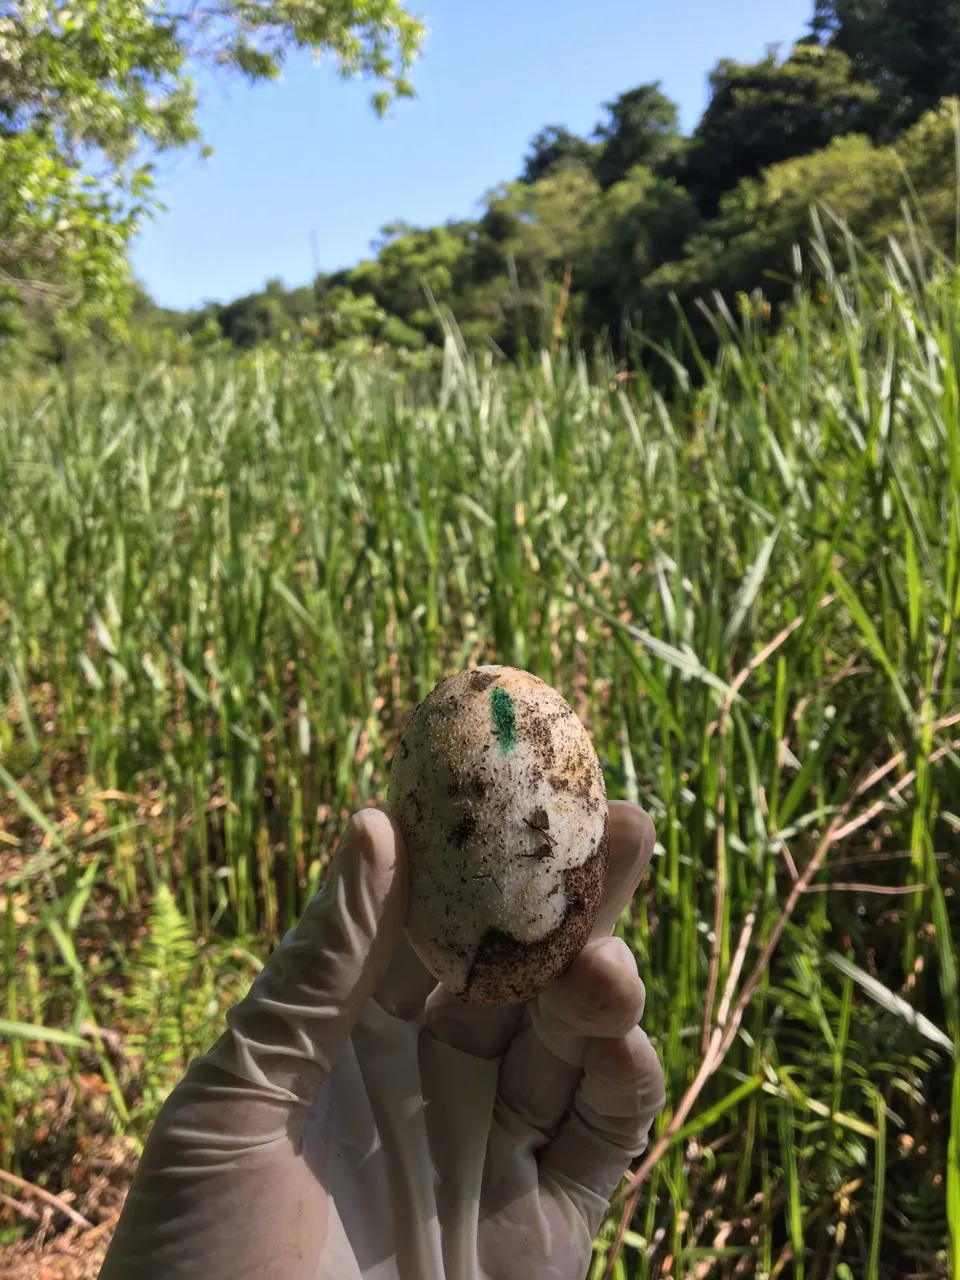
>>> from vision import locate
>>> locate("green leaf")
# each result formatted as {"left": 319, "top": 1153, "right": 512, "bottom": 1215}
{"left": 721, "top": 517, "right": 784, "bottom": 653}
{"left": 0, "top": 760, "right": 71, "bottom": 858}
{"left": 0, "top": 1019, "right": 92, "bottom": 1050}
{"left": 825, "top": 951, "right": 955, "bottom": 1055}
{"left": 829, "top": 567, "right": 912, "bottom": 718}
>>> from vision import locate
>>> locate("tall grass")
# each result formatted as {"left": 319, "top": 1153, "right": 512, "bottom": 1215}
{"left": 1, "top": 229, "right": 958, "bottom": 1277}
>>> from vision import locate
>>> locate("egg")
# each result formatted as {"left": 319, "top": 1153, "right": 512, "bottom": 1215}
{"left": 387, "top": 665, "right": 609, "bottom": 1005}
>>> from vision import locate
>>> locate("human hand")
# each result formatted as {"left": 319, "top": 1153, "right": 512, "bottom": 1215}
{"left": 99, "top": 801, "right": 664, "bottom": 1280}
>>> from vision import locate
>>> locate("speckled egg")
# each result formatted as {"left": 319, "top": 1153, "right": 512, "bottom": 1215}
{"left": 387, "top": 665, "right": 609, "bottom": 1005}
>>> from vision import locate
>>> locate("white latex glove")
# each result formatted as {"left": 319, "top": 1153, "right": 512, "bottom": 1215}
{"left": 98, "top": 800, "right": 664, "bottom": 1280}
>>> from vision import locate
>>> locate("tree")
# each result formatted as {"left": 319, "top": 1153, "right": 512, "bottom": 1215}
{"left": 215, "top": 287, "right": 291, "bottom": 348}
{"left": 307, "top": 287, "right": 388, "bottom": 347}
{"left": 578, "top": 166, "right": 700, "bottom": 347}
{"left": 811, "top": 0, "right": 960, "bottom": 136}
{"left": 0, "top": 0, "right": 424, "bottom": 338}
{"left": 484, "top": 163, "right": 601, "bottom": 280}
{"left": 647, "top": 99, "right": 960, "bottom": 327}
{"left": 346, "top": 221, "right": 475, "bottom": 341}
{"left": 680, "top": 42, "right": 877, "bottom": 217}
{"left": 592, "top": 83, "right": 682, "bottom": 189}
{"left": 457, "top": 163, "right": 603, "bottom": 352}
{"left": 520, "top": 126, "right": 600, "bottom": 185}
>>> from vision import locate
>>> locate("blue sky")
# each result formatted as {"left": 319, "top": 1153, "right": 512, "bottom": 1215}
{"left": 134, "top": 0, "right": 814, "bottom": 310}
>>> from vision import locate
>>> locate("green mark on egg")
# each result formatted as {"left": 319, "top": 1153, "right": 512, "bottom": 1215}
{"left": 490, "top": 685, "right": 517, "bottom": 755}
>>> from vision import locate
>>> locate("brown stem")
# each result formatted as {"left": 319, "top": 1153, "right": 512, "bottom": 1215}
{"left": 0, "top": 1168, "right": 93, "bottom": 1229}
{"left": 701, "top": 612, "right": 815, "bottom": 1053}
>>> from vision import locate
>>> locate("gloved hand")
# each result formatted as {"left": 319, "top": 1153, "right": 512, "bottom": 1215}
{"left": 98, "top": 800, "right": 664, "bottom": 1280}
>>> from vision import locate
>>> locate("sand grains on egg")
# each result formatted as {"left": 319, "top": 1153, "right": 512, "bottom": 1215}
{"left": 388, "top": 665, "right": 609, "bottom": 1005}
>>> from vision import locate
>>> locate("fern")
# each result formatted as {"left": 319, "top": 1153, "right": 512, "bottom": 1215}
{"left": 118, "top": 884, "right": 244, "bottom": 1131}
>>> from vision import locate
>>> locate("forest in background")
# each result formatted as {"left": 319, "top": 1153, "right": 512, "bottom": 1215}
{"left": 7, "top": 1, "right": 960, "bottom": 366}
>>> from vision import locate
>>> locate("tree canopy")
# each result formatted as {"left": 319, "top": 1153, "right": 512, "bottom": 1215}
{"left": 9, "top": 3, "right": 960, "bottom": 368}
{"left": 0, "top": 0, "right": 424, "bottom": 336}
{"left": 811, "top": 0, "right": 960, "bottom": 135}
{"left": 591, "top": 83, "right": 682, "bottom": 189}
{"left": 679, "top": 43, "right": 877, "bottom": 217}
{"left": 520, "top": 127, "right": 601, "bottom": 185}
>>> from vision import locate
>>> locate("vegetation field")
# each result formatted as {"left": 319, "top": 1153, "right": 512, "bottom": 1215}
{"left": 1, "top": 237, "right": 958, "bottom": 1278}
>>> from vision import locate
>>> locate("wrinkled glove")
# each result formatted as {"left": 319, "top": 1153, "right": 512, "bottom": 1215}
{"left": 98, "top": 800, "right": 665, "bottom": 1280}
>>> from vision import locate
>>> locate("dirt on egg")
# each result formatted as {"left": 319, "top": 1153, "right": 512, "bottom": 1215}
{"left": 387, "top": 665, "right": 609, "bottom": 1005}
